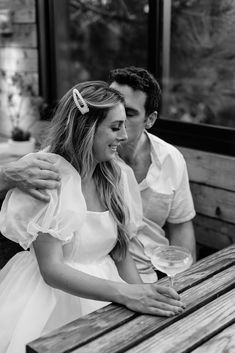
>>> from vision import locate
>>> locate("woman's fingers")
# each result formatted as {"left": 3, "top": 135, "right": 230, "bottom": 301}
{"left": 151, "top": 296, "right": 185, "bottom": 312}
{"left": 125, "top": 283, "right": 186, "bottom": 317}
{"left": 147, "top": 307, "right": 183, "bottom": 317}
{"left": 145, "top": 284, "right": 186, "bottom": 315}
{"left": 134, "top": 296, "right": 184, "bottom": 316}
{"left": 155, "top": 284, "right": 181, "bottom": 300}
{"left": 153, "top": 285, "right": 186, "bottom": 309}
{"left": 156, "top": 295, "right": 185, "bottom": 309}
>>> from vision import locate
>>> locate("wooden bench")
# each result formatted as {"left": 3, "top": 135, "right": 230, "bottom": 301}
{"left": 178, "top": 147, "right": 235, "bottom": 250}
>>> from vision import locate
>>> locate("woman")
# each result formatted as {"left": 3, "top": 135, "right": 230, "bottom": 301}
{"left": 0, "top": 81, "right": 185, "bottom": 353}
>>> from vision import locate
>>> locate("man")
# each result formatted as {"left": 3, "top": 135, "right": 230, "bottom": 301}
{"left": 1, "top": 66, "right": 196, "bottom": 282}
{"left": 109, "top": 67, "right": 196, "bottom": 282}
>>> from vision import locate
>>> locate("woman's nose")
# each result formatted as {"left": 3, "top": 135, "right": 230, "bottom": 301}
{"left": 118, "top": 124, "right": 128, "bottom": 142}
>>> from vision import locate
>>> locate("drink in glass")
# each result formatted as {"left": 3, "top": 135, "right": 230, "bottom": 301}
{"left": 148, "top": 245, "right": 193, "bottom": 287}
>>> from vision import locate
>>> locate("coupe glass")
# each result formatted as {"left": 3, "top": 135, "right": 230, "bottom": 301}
{"left": 147, "top": 245, "right": 193, "bottom": 287}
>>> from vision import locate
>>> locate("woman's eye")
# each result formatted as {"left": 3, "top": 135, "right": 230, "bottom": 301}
{"left": 112, "top": 127, "right": 120, "bottom": 131}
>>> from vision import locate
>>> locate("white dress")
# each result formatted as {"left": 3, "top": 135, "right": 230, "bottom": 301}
{"left": 0, "top": 153, "right": 143, "bottom": 353}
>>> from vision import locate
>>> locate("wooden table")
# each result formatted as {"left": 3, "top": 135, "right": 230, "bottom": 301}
{"left": 27, "top": 244, "right": 235, "bottom": 353}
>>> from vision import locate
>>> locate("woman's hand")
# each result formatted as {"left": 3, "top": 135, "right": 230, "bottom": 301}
{"left": 121, "top": 283, "right": 185, "bottom": 317}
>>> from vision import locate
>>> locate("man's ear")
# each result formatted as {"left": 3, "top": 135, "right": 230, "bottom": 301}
{"left": 145, "top": 111, "right": 158, "bottom": 129}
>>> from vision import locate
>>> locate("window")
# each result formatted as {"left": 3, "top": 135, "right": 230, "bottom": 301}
{"left": 68, "top": 0, "right": 149, "bottom": 84}
{"left": 38, "top": 0, "right": 235, "bottom": 155}
{"left": 161, "top": 0, "right": 235, "bottom": 129}
{"left": 149, "top": 0, "right": 235, "bottom": 156}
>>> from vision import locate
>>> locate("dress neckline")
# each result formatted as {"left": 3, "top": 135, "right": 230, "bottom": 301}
{"left": 86, "top": 210, "right": 109, "bottom": 215}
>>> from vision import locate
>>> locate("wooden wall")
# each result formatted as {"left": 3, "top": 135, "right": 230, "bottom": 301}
{"left": 0, "top": 0, "right": 38, "bottom": 137}
{"left": 178, "top": 147, "right": 235, "bottom": 251}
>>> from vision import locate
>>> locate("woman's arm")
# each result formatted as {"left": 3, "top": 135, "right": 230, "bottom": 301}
{"left": 34, "top": 232, "right": 127, "bottom": 302}
{"left": 34, "top": 233, "right": 186, "bottom": 317}
{"left": 114, "top": 249, "right": 143, "bottom": 284}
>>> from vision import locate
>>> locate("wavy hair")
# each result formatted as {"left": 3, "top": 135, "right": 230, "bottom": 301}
{"left": 108, "top": 66, "right": 161, "bottom": 116}
{"left": 43, "top": 81, "right": 129, "bottom": 261}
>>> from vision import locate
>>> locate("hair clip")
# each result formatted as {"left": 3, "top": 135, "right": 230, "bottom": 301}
{"left": 73, "top": 88, "right": 89, "bottom": 115}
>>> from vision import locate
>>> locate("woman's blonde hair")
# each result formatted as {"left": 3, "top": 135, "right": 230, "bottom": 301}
{"left": 44, "top": 81, "right": 129, "bottom": 261}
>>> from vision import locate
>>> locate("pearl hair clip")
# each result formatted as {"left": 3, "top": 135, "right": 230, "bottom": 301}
{"left": 73, "top": 89, "right": 89, "bottom": 115}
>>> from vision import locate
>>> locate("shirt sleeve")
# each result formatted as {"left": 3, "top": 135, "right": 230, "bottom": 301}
{"left": 0, "top": 153, "right": 86, "bottom": 250}
{"left": 167, "top": 153, "right": 196, "bottom": 224}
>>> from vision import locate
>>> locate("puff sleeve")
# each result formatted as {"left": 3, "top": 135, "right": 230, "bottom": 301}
{"left": 0, "top": 153, "right": 86, "bottom": 250}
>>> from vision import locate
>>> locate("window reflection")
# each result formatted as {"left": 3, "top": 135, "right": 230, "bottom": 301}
{"left": 161, "top": 0, "right": 235, "bottom": 129}
{"left": 68, "top": 0, "right": 148, "bottom": 83}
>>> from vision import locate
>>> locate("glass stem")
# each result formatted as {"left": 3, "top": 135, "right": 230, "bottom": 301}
{"left": 169, "top": 275, "right": 175, "bottom": 287}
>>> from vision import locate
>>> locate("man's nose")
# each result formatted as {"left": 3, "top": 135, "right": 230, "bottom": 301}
{"left": 118, "top": 125, "right": 128, "bottom": 142}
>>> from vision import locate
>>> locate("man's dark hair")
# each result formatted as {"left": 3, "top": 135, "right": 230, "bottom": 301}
{"left": 108, "top": 66, "right": 161, "bottom": 116}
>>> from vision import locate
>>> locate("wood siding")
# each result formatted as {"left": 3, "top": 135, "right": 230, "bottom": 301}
{"left": 0, "top": 0, "right": 38, "bottom": 136}
{"left": 178, "top": 147, "right": 235, "bottom": 250}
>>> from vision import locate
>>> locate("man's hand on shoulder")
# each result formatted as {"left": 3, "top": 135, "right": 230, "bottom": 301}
{"left": 1, "top": 153, "right": 61, "bottom": 202}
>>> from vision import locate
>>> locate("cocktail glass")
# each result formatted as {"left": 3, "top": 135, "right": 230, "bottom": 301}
{"left": 147, "top": 245, "right": 193, "bottom": 287}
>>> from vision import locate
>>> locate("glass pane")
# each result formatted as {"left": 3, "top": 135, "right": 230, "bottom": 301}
{"left": 161, "top": 0, "right": 235, "bottom": 129}
{"left": 67, "top": 0, "right": 149, "bottom": 84}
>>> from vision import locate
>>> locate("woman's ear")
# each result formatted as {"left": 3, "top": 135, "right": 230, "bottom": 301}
{"left": 145, "top": 111, "right": 158, "bottom": 129}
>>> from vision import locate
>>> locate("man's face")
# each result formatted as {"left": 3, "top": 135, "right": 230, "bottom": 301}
{"left": 109, "top": 82, "right": 147, "bottom": 147}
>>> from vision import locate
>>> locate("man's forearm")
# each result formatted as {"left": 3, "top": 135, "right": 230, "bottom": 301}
{"left": 167, "top": 221, "right": 197, "bottom": 262}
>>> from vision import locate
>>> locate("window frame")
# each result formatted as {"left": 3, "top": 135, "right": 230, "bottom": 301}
{"left": 36, "top": 0, "right": 71, "bottom": 104}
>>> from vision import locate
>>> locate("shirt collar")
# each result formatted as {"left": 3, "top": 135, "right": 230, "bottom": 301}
{"left": 145, "top": 130, "right": 161, "bottom": 168}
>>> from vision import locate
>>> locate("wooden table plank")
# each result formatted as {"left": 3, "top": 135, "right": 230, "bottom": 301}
{"left": 27, "top": 245, "right": 235, "bottom": 353}
{"left": 191, "top": 323, "right": 235, "bottom": 353}
{"left": 55, "top": 265, "right": 235, "bottom": 353}
{"left": 26, "top": 305, "right": 137, "bottom": 353}
{"left": 126, "top": 289, "right": 235, "bottom": 353}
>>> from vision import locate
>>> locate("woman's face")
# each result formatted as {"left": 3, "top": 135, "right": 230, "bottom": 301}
{"left": 93, "top": 103, "right": 127, "bottom": 163}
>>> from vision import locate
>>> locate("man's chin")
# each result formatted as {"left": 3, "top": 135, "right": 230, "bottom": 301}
{"left": 117, "top": 143, "right": 127, "bottom": 154}
{"left": 119, "top": 140, "right": 129, "bottom": 148}
{"left": 117, "top": 144, "right": 131, "bottom": 160}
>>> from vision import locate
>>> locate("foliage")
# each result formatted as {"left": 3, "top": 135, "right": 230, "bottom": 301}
{"left": 10, "top": 127, "right": 31, "bottom": 141}
{"left": 7, "top": 72, "right": 45, "bottom": 141}
{"left": 163, "top": 0, "right": 235, "bottom": 127}
{"left": 68, "top": 0, "right": 148, "bottom": 83}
